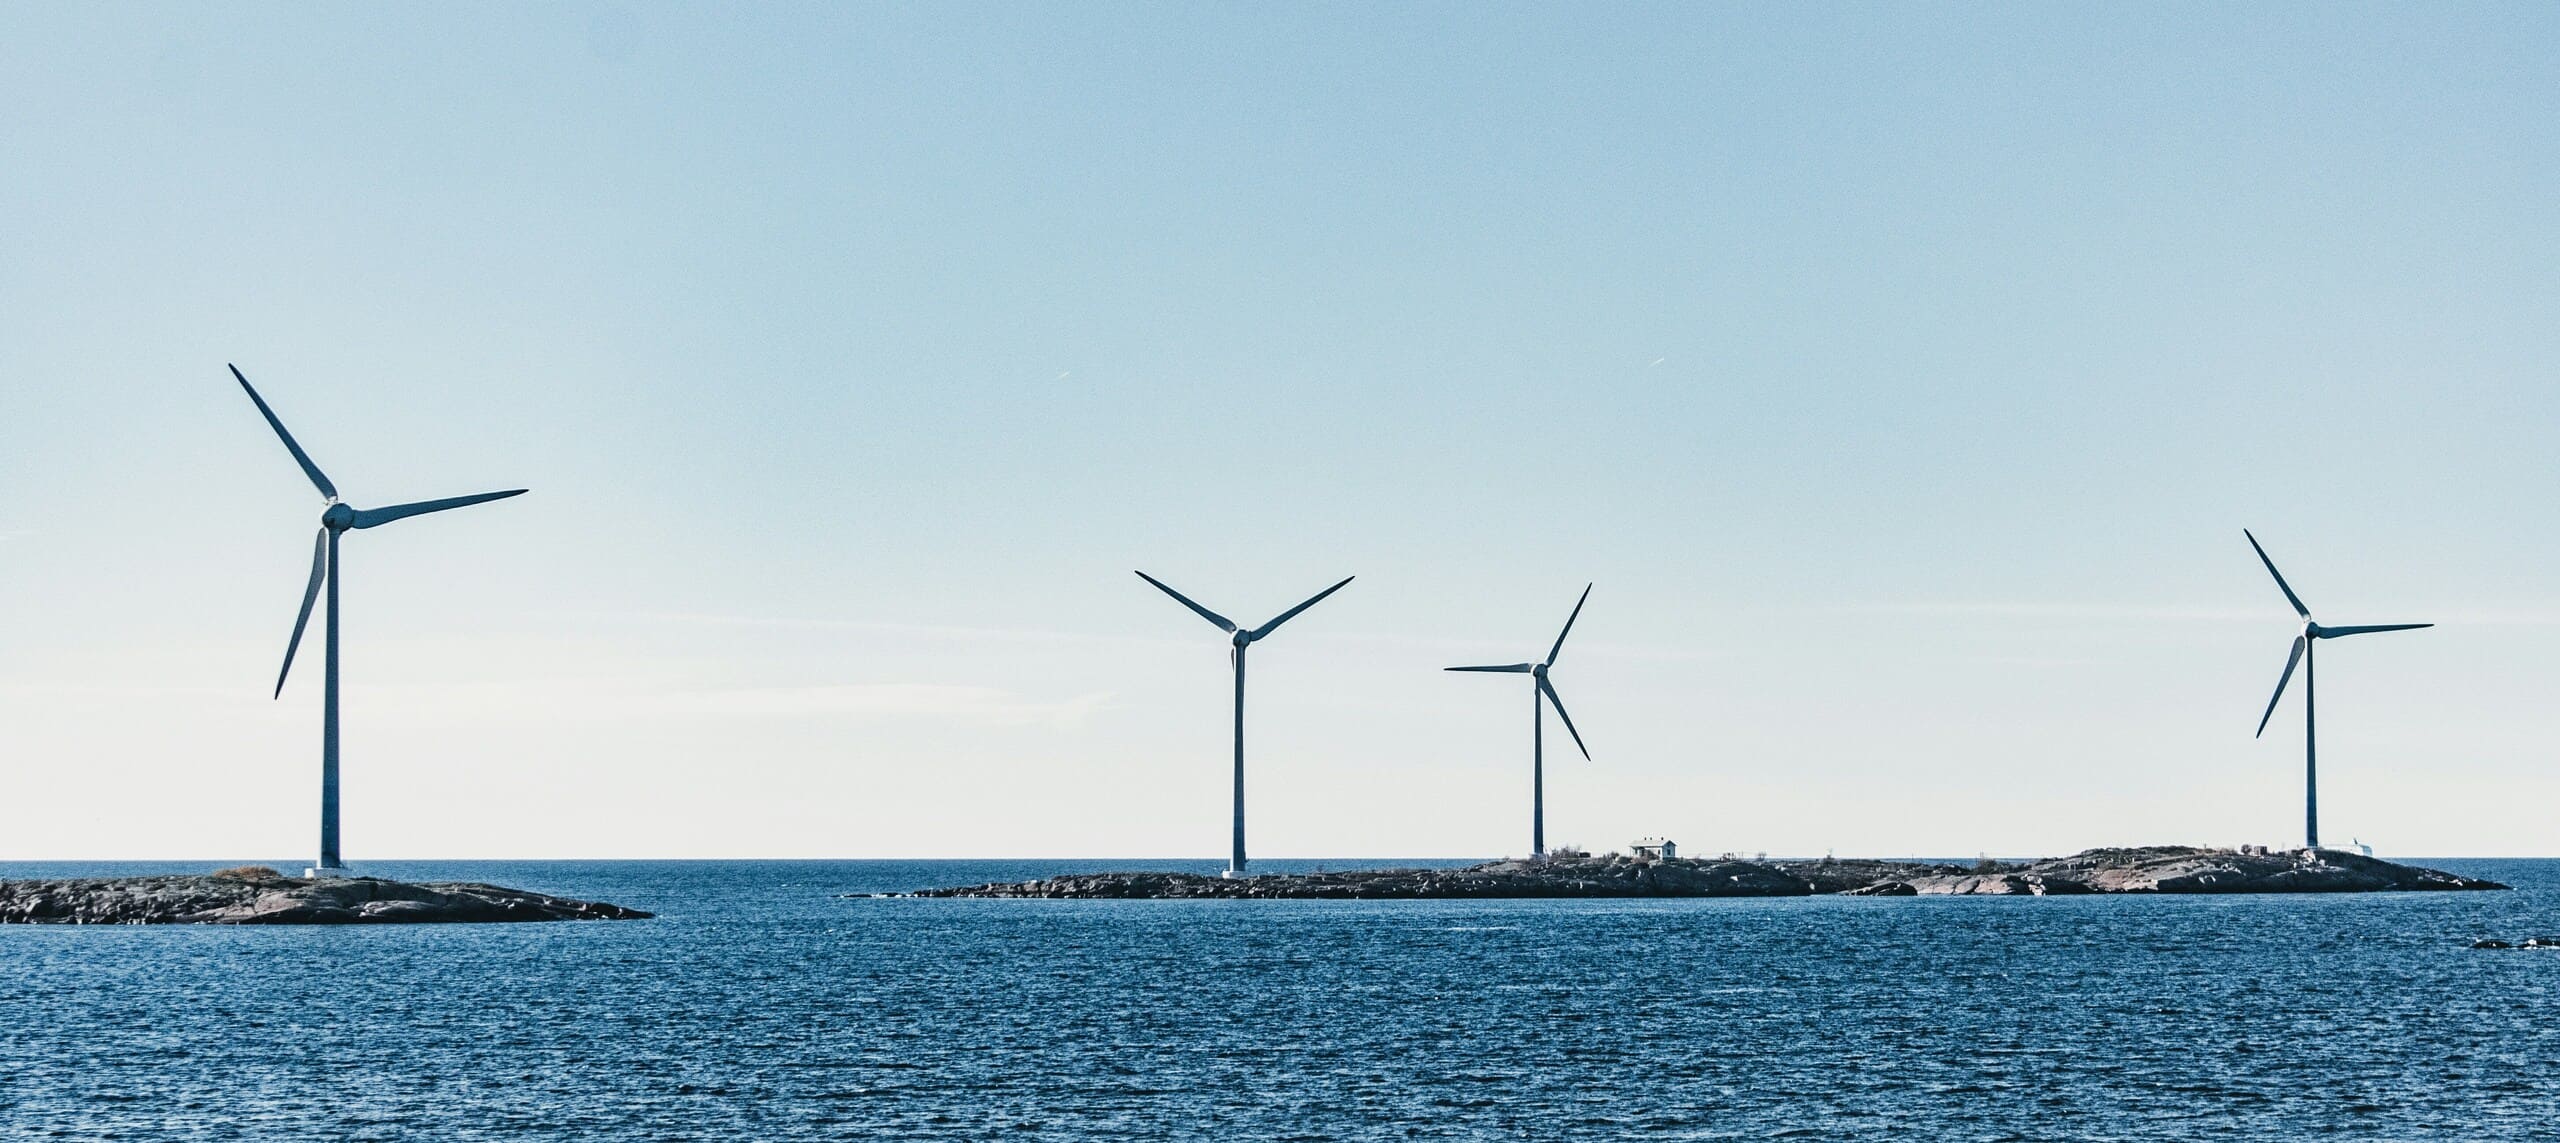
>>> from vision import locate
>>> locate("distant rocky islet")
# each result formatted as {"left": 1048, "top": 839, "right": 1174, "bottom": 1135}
{"left": 904, "top": 846, "right": 2505, "bottom": 900}
{"left": 0, "top": 867, "right": 650, "bottom": 925}
{"left": 0, "top": 847, "right": 2505, "bottom": 926}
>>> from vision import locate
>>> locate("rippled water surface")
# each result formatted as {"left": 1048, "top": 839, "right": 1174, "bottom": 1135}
{"left": 5, "top": 857, "right": 2557, "bottom": 1140}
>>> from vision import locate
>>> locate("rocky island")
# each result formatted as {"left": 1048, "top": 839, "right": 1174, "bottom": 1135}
{"left": 0, "top": 867, "right": 651, "bottom": 925}
{"left": 908, "top": 846, "right": 2503, "bottom": 900}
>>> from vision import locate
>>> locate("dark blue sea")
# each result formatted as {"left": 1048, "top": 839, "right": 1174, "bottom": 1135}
{"left": 4, "top": 857, "right": 2556, "bottom": 1140}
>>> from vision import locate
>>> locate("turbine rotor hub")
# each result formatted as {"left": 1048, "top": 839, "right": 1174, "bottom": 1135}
{"left": 1231, "top": 628, "right": 1252, "bottom": 647}
{"left": 321, "top": 502, "right": 356, "bottom": 530}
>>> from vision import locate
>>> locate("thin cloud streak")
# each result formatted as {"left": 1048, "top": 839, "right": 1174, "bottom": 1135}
{"left": 1820, "top": 602, "right": 2560, "bottom": 627}
{"left": 305, "top": 678, "right": 1119, "bottom": 728}
{"left": 671, "top": 683, "right": 1115, "bottom": 725}
{"left": 1308, "top": 629, "right": 1735, "bottom": 664}
{"left": 586, "top": 612, "right": 1730, "bottom": 662}
{"left": 1815, "top": 602, "right": 2263, "bottom": 622}
{"left": 589, "top": 610, "right": 1189, "bottom": 648}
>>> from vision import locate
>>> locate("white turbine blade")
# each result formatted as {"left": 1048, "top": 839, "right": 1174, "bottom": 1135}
{"left": 1446, "top": 663, "right": 1534, "bottom": 673}
{"left": 1544, "top": 583, "right": 1592, "bottom": 667}
{"left": 2255, "top": 635, "right": 2305, "bottom": 738}
{"left": 1250, "top": 575, "right": 1354, "bottom": 640}
{"left": 2316, "top": 623, "right": 2433, "bottom": 638}
{"left": 2243, "top": 529, "right": 2311, "bottom": 619}
{"left": 274, "top": 528, "right": 327, "bottom": 698}
{"left": 231, "top": 364, "right": 339, "bottom": 500}
{"left": 1134, "top": 571, "right": 1236, "bottom": 633}
{"left": 349, "top": 489, "right": 526, "bottom": 529}
{"left": 1540, "top": 677, "right": 1590, "bottom": 759}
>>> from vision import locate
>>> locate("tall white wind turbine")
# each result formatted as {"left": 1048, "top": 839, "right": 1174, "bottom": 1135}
{"left": 2244, "top": 530, "right": 2430, "bottom": 852}
{"left": 1134, "top": 571, "right": 1354, "bottom": 878}
{"left": 1447, "top": 584, "right": 1592, "bottom": 859}
{"left": 234, "top": 365, "right": 526, "bottom": 877}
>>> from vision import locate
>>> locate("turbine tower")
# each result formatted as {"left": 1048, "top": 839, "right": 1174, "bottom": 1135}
{"left": 2244, "top": 529, "right": 2430, "bottom": 852}
{"left": 1134, "top": 570, "right": 1354, "bottom": 879}
{"left": 233, "top": 365, "right": 526, "bottom": 878}
{"left": 1447, "top": 584, "right": 1592, "bottom": 859}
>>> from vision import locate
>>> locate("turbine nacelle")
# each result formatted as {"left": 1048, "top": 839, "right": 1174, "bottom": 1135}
{"left": 321, "top": 502, "right": 357, "bottom": 530}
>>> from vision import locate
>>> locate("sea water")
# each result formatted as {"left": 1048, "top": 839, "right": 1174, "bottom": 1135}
{"left": 3, "top": 857, "right": 2555, "bottom": 1140}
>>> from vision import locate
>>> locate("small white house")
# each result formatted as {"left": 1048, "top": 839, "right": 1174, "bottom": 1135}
{"left": 1631, "top": 837, "right": 1678, "bottom": 861}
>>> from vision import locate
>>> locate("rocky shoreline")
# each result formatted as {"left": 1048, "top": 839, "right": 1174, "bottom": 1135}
{"left": 0, "top": 867, "right": 652, "bottom": 925}
{"left": 905, "top": 846, "right": 2505, "bottom": 900}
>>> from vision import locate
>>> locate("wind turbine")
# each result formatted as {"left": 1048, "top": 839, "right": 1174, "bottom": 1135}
{"left": 233, "top": 364, "right": 526, "bottom": 878}
{"left": 2244, "top": 529, "right": 2430, "bottom": 852}
{"left": 1134, "top": 570, "right": 1354, "bottom": 878}
{"left": 1447, "top": 584, "right": 1592, "bottom": 859}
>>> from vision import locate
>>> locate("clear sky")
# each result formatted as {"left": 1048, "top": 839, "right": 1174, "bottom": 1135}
{"left": 2, "top": 4, "right": 2554, "bottom": 860}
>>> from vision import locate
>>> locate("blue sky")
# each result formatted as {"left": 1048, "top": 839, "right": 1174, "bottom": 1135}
{"left": 2, "top": 4, "right": 2554, "bottom": 859}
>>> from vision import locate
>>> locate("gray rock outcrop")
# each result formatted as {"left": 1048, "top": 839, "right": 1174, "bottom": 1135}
{"left": 0, "top": 868, "right": 651, "bottom": 925}
{"left": 908, "top": 846, "right": 2503, "bottom": 900}
{"left": 1899, "top": 846, "right": 2501, "bottom": 895}
{"left": 910, "top": 854, "right": 1821, "bottom": 900}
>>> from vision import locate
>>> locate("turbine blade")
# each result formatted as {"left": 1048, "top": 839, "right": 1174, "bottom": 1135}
{"left": 1250, "top": 575, "right": 1355, "bottom": 640}
{"left": 1134, "top": 571, "right": 1235, "bottom": 633}
{"left": 1539, "top": 677, "right": 1590, "bottom": 759}
{"left": 230, "top": 364, "right": 338, "bottom": 500}
{"left": 1445, "top": 663, "right": 1535, "bottom": 673}
{"left": 1544, "top": 583, "right": 1593, "bottom": 667}
{"left": 2254, "top": 635, "right": 2305, "bottom": 738}
{"left": 2243, "top": 529, "right": 2311, "bottom": 619}
{"left": 349, "top": 489, "right": 527, "bottom": 529}
{"left": 274, "top": 528, "right": 327, "bottom": 698}
{"left": 2316, "top": 623, "right": 2433, "bottom": 638}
